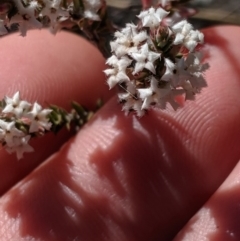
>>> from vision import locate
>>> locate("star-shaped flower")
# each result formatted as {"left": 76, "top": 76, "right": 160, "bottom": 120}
{"left": 118, "top": 82, "right": 145, "bottom": 117}
{"left": 137, "top": 7, "right": 169, "bottom": 29}
{"left": 83, "top": 0, "right": 101, "bottom": 21}
{"left": 138, "top": 77, "right": 172, "bottom": 110}
{"left": 3, "top": 92, "right": 31, "bottom": 117}
{"left": 0, "top": 120, "right": 25, "bottom": 147}
{"left": 172, "top": 20, "right": 204, "bottom": 52}
{"left": 159, "top": 0, "right": 171, "bottom": 7}
{"left": 5, "top": 135, "right": 34, "bottom": 160}
{"left": 130, "top": 43, "right": 161, "bottom": 74}
{"left": 161, "top": 58, "right": 176, "bottom": 81}
{"left": 27, "top": 103, "right": 52, "bottom": 133}
{"left": 104, "top": 56, "right": 132, "bottom": 88}
{"left": 110, "top": 24, "right": 148, "bottom": 57}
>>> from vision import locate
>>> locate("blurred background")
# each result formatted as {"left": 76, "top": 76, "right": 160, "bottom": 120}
{"left": 106, "top": 0, "right": 240, "bottom": 28}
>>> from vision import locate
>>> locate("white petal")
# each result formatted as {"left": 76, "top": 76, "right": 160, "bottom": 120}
{"left": 155, "top": 8, "right": 169, "bottom": 21}
{"left": 142, "top": 96, "right": 153, "bottom": 110}
{"left": 106, "top": 55, "right": 118, "bottom": 66}
{"left": 131, "top": 52, "right": 146, "bottom": 62}
{"left": 145, "top": 61, "right": 156, "bottom": 74}
{"left": 172, "top": 20, "right": 187, "bottom": 33}
{"left": 185, "top": 40, "right": 197, "bottom": 52}
{"left": 29, "top": 121, "right": 39, "bottom": 133}
{"left": 2, "top": 105, "right": 14, "bottom": 114}
{"left": 138, "top": 88, "right": 152, "bottom": 99}
{"left": 107, "top": 76, "right": 118, "bottom": 89}
{"left": 84, "top": 10, "right": 100, "bottom": 21}
{"left": 173, "top": 33, "right": 184, "bottom": 45}
{"left": 133, "top": 31, "right": 148, "bottom": 45}
{"left": 133, "top": 62, "right": 145, "bottom": 74}
{"left": 103, "top": 69, "right": 116, "bottom": 76}
{"left": 148, "top": 51, "right": 161, "bottom": 62}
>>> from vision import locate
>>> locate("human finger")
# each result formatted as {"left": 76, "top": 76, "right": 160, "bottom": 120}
{"left": 0, "top": 26, "right": 239, "bottom": 241}
{"left": 0, "top": 29, "right": 113, "bottom": 195}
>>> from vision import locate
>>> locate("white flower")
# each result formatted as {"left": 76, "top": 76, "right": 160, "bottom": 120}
{"left": 9, "top": 14, "right": 42, "bottom": 36}
{"left": 3, "top": 92, "right": 31, "bottom": 117}
{"left": 119, "top": 82, "right": 145, "bottom": 117}
{"left": 39, "top": 0, "right": 70, "bottom": 33}
{"left": 137, "top": 7, "right": 169, "bottom": 29}
{"left": 172, "top": 20, "right": 204, "bottom": 52}
{"left": 104, "top": 56, "right": 132, "bottom": 89}
{"left": 138, "top": 76, "right": 172, "bottom": 110}
{"left": 27, "top": 103, "right": 52, "bottom": 133}
{"left": 186, "top": 52, "right": 209, "bottom": 74}
{"left": 161, "top": 58, "right": 176, "bottom": 81}
{"left": 184, "top": 52, "right": 208, "bottom": 92}
{"left": 164, "top": 53, "right": 208, "bottom": 100}
{"left": 10, "top": 0, "right": 42, "bottom": 36}
{"left": 5, "top": 135, "right": 34, "bottom": 160}
{"left": 130, "top": 43, "right": 161, "bottom": 74}
{"left": 84, "top": 10, "right": 100, "bottom": 21}
{"left": 83, "top": 0, "right": 102, "bottom": 21}
{"left": 0, "top": 120, "right": 25, "bottom": 147}
{"left": 159, "top": 0, "right": 172, "bottom": 7}
{"left": 28, "top": 0, "right": 41, "bottom": 11}
{"left": 110, "top": 24, "right": 148, "bottom": 57}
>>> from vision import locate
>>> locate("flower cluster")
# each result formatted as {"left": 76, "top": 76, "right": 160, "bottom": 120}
{"left": 0, "top": 0, "right": 103, "bottom": 36}
{"left": 104, "top": 7, "right": 209, "bottom": 116}
{"left": 0, "top": 92, "right": 52, "bottom": 159}
{"left": 0, "top": 2, "right": 210, "bottom": 158}
{"left": 0, "top": 92, "right": 99, "bottom": 159}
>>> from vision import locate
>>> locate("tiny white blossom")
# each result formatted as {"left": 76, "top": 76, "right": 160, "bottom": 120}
{"left": 184, "top": 52, "right": 208, "bottom": 91}
{"left": 3, "top": 92, "right": 32, "bottom": 117}
{"left": 118, "top": 82, "right": 145, "bottom": 117}
{"left": 161, "top": 58, "right": 176, "bottom": 81}
{"left": 186, "top": 52, "right": 209, "bottom": 74}
{"left": 159, "top": 0, "right": 172, "bottom": 7}
{"left": 110, "top": 24, "right": 148, "bottom": 57}
{"left": 104, "top": 56, "right": 132, "bottom": 89}
{"left": 0, "top": 120, "right": 25, "bottom": 147}
{"left": 83, "top": 0, "right": 102, "bottom": 21}
{"left": 84, "top": 10, "right": 100, "bottom": 21}
{"left": 10, "top": 0, "right": 42, "bottom": 36}
{"left": 137, "top": 7, "right": 169, "bottom": 29}
{"left": 5, "top": 135, "right": 34, "bottom": 160}
{"left": 28, "top": 0, "right": 41, "bottom": 11}
{"left": 130, "top": 43, "right": 161, "bottom": 74}
{"left": 40, "top": 0, "right": 69, "bottom": 33}
{"left": 27, "top": 102, "right": 52, "bottom": 133}
{"left": 138, "top": 77, "right": 172, "bottom": 110}
{"left": 166, "top": 54, "right": 208, "bottom": 100}
{"left": 10, "top": 14, "right": 42, "bottom": 36}
{"left": 172, "top": 20, "right": 204, "bottom": 51}
{"left": 124, "top": 98, "right": 145, "bottom": 117}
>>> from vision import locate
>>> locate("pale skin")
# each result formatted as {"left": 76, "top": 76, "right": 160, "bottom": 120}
{"left": 0, "top": 25, "right": 239, "bottom": 241}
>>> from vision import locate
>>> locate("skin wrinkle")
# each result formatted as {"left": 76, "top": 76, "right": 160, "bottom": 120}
{"left": 174, "top": 162, "right": 240, "bottom": 241}
{"left": 0, "top": 98, "right": 203, "bottom": 241}
{"left": 83, "top": 101, "right": 208, "bottom": 240}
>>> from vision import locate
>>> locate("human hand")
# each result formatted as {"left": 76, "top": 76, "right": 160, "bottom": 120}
{"left": 0, "top": 25, "right": 239, "bottom": 241}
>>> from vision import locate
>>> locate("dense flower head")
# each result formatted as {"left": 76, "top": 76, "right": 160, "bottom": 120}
{"left": 104, "top": 7, "right": 209, "bottom": 116}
